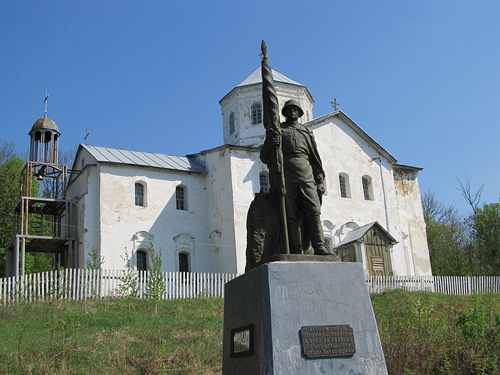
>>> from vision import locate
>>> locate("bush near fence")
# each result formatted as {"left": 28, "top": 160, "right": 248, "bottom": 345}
{"left": 1, "top": 269, "right": 499, "bottom": 305}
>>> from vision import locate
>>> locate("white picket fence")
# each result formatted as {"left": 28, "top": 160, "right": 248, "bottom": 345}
{"left": 0, "top": 269, "right": 239, "bottom": 305}
{"left": 1, "top": 270, "right": 499, "bottom": 305}
{"left": 365, "top": 275, "right": 500, "bottom": 295}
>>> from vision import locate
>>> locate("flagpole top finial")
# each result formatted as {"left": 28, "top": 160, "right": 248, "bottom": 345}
{"left": 261, "top": 40, "right": 267, "bottom": 59}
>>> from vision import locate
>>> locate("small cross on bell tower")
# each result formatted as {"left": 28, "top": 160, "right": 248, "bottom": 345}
{"left": 43, "top": 90, "right": 49, "bottom": 117}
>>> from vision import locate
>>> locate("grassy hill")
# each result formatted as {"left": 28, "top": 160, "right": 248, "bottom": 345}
{"left": 0, "top": 291, "right": 498, "bottom": 374}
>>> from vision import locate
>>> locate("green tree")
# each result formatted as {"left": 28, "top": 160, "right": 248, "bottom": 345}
{"left": 0, "top": 157, "right": 25, "bottom": 276}
{"left": 422, "top": 191, "right": 472, "bottom": 275}
{"left": 146, "top": 243, "right": 165, "bottom": 301}
{"left": 0, "top": 157, "right": 53, "bottom": 276}
{"left": 470, "top": 203, "right": 500, "bottom": 275}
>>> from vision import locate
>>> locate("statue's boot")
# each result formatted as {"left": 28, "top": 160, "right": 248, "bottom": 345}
{"left": 307, "top": 215, "right": 330, "bottom": 255}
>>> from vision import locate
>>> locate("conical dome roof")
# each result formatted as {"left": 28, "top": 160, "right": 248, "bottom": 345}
{"left": 29, "top": 117, "right": 60, "bottom": 135}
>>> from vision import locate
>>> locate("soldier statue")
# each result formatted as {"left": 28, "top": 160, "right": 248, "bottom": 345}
{"left": 260, "top": 99, "right": 330, "bottom": 256}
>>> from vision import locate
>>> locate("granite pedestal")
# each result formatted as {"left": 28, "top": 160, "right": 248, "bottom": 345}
{"left": 222, "top": 261, "right": 387, "bottom": 375}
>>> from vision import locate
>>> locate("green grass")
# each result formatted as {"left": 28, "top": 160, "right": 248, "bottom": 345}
{"left": 0, "top": 298, "right": 224, "bottom": 375}
{"left": 0, "top": 292, "right": 499, "bottom": 375}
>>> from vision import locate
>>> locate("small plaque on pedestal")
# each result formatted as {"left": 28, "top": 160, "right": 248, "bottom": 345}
{"left": 300, "top": 325, "right": 356, "bottom": 358}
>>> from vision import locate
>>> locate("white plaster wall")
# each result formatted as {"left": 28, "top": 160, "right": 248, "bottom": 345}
{"left": 393, "top": 168, "right": 432, "bottom": 276}
{"left": 65, "top": 148, "right": 101, "bottom": 268}
{"left": 96, "top": 164, "right": 210, "bottom": 272}
{"left": 313, "top": 118, "right": 394, "bottom": 232}
{"left": 310, "top": 117, "right": 430, "bottom": 276}
{"left": 202, "top": 149, "right": 238, "bottom": 273}
{"left": 228, "top": 149, "right": 268, "bottom": 273}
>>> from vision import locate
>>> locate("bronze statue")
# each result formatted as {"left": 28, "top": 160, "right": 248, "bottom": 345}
{"left": 260, "top": 99, "right": 329, "bottom": 255}
{"left": 245, "top": 41, "right": 330, "bottom": 271}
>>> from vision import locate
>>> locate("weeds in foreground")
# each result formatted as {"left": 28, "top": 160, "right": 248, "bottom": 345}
{"left": 372, "top": 290, "right": 500, "bottom": 375}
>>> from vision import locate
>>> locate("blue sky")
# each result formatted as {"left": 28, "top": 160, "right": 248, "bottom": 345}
{"left": 1, "top": 1, "right": 499, "bottom": 214}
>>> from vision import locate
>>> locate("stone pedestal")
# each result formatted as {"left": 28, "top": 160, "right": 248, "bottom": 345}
{"left": 222, "top": 261, "right": 387, "bottom": 375}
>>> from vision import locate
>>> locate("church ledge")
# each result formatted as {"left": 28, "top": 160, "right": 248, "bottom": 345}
{"left": 393, "top": 163, "right": 423, "bottom": 171}
{"left": 190, "top": 144, "right": 262, "bottom": 157}
{"left": 219, "top": 80, "right": 313, "bottom": 104}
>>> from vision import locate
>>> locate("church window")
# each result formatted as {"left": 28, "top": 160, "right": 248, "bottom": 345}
{"left": 259, "top": 172, "right": 270, "bottom": 194}
{"left": 229, "top": 112, "right": 235, "bottom": 134}
{"left": 137, "top": 250, "right": 147, "bottom": 271}
{"left": 179, "top": 252, "right": 190, "bottom": 272}
{"left": 135, "top": 183, "right": 145, "bottom": 206}
{"left": 251, "top": 102, "right": 262, "bottom": 125}
{"left": 339, "top": 173, "right": 351, "bottom": 198}
{"left": 176, "top": 185, "right": 187, "bottom": 210}
{"left": 362, "top": 175, "right": 373, "bottom": 201}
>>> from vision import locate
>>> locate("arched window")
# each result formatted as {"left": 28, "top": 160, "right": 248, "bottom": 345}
{"left": 229, "top": 112, "right": 235, "bottom": 134}
{"left": 339, "top": 173, "right": 351, "bottom": 198}
{"left": 179, "top": 252, "right": 190, "bottom": 272}
{"left": 176, "top": 185, "right": 187, "bottom": 210}
{"left": 137, "top": 250, "right": 147, "bottom": 271}
{"left": 362, "top": 175, "right": 374, "bottom": 201}
{"left": 259, "top": 172, "right": 270, "bottom": 194}
{"left": 135, "top": 182, "right": 145, "bottom": 206}
{"left": 251, "top": 102, "right": 262, "bottom": 125}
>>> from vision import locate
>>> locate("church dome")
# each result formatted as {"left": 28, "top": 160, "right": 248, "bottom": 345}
{"left": 29, "top": 117, "right": 60, "bottom": 136}
{"left": 220, "top": 67, "right": 314, "bottom": 146}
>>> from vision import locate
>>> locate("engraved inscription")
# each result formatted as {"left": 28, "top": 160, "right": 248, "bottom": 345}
{"left": 300, "top": 325, "right": 356, "bottom": 358}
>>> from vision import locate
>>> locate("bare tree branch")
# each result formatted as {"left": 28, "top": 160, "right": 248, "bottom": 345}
{"left": 455, "top": 176, "right": 484, "bottom": 214}
{"left": 422, "top": 190, "right": 457, "bottom": 224}
{"left": 0, "top": 140, "right": 17, "bottom": 165}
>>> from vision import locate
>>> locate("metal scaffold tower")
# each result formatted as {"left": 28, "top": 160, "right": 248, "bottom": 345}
{"left": 6, "top": 109, "right": 77, "bottom": 277}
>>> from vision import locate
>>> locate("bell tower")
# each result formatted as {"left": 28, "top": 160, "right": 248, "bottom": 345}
{"left": 220, "top": 67, "right": 315, "bottom": 147}
{"left": 6, "top": 94, "right": 76, "bottom": 277}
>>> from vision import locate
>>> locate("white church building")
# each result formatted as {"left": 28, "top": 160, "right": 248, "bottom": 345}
{"left": 65, "top": 67, "right": 432, "bottom": 276}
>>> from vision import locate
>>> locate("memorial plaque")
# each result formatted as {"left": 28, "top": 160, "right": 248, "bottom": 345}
{"left": 230, "top": 325, "right": 254, "bottom": 358}
{"left": 300, "top": 325, "right": 356, "bottom": 358}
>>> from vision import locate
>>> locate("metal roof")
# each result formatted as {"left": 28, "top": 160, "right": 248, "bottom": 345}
{"left": 82, "top": 144, "right": 206, "bottom": 173}
{"left": 237, "top": 67, "right": 305, "bottom": 87}
{"left": 30, "top": 117, "right": 60, "bottom": 134}
{"left": 335, "top": 222, "right": 398, "bottom": 248}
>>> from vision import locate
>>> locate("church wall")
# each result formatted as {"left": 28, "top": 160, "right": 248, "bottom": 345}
{"left": 393, "top": 167, "right": 432, "bottom": 276}
{"left": 65, "top": 148, "right": 101, "bottom": 268}
{"left": 310, "top": 118, "right": 430, "bottom": 276}
{"left": 202, "top": 149, "right": 239, "bottom": 273}
{"left": 312, "top": 118, "right": 393, "bottom": 233}
{"left": 228, "top": 149, "right": 268, "bottom": 273}
{"left": 96, "top": 164, "right": 211, "bottom": 272}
